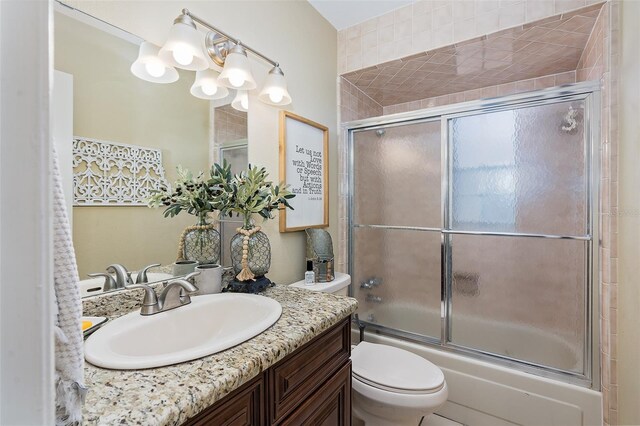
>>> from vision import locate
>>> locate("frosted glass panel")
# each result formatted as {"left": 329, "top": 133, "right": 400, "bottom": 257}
{"left": 354, "top": 121, "right": 441, "bottom": 227}
{"left": 450, "top": 100, "right": 587, "bottom": 236}
{"left": 221, "top": 146, "right": 248, "bottom": 174}
{"left": 353, "top": 227, "right": 441, "bottom": 338}
{"left": 449, "top": 234, "right": 586, "bottom": 373}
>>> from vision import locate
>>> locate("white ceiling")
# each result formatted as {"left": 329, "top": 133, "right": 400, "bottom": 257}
{"left": 308, "top": 0, "right": 413, "bottom": 30}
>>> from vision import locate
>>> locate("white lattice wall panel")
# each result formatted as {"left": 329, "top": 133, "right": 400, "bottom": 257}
{"left": 72, "top": 137, "right": 169, "bottom": 206}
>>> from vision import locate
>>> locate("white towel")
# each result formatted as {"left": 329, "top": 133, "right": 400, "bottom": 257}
{"left": 52, "top": 148, "right": 86, "bottom": 424}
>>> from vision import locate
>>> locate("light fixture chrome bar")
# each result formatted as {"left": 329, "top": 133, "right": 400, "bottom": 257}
{"left": 183, "top": 9, "right": 278, "bottom": 67}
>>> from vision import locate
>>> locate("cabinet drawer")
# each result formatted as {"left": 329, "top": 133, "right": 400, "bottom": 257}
{"left": 184, "top": 374, "right": 264, "bottom": 426}
{"left": 279, "top": 361, "right": 352, "bottom": 426}
{"left": 269, "top": 317, "right": 351, "bottom": 424}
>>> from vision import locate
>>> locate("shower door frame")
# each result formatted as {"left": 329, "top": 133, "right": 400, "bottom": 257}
{"left": 345, "top": 81, "right": 601, "bottom": 389}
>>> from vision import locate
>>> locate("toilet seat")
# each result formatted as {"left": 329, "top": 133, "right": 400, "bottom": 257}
{"left": 351, "top": 342, "right": 445, "bottom": 394}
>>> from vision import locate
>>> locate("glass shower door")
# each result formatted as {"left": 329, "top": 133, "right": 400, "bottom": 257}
{"left": 348, "top": 87, "right": 597, "bottom": 383}
{"left": 351, "top": 120, "right": 442, "bottom": 339}
{"left": 446, "top": 99, "right": 590, "bottom": 374}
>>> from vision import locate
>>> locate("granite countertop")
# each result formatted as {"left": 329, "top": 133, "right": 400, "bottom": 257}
{"left": 81, "top": 285, "right": 358, "bottom": 425}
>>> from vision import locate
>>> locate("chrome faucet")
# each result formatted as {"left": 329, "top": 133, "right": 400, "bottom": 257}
{"left": 126, "top": 272, "right": 200, "bottom": 316}
{"left": 106, "top": 264, "right": 131, "bottom": 289}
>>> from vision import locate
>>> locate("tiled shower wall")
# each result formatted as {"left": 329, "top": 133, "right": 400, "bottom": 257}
{"left": 574, "top": 2, "right": 620, "bottom": 424}
{"left": 213, "top": 104, "right": 248, "bottom": 145}
{"left": 337, "top": 2, "right": 619, "bottom": 424}
{"left": 382, "top": 70, "right": 576, "bottom": 115}
{"left": 337, "top": 0, "right": 605, "bottom": 74}
{"left": 339, "top": 78, "right": 383, "bottom": 122}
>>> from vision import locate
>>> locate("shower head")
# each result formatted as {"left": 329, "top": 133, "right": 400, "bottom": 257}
{"left": 375, "top": 129, "right": 386, "bottom": 137}
{"left": 561, "top": 106, "right": 582, "bottom": 133}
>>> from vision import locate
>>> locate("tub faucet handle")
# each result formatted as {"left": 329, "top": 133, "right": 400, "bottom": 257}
{"left": 361, "top": 277, "right": 382, "bottom": 289}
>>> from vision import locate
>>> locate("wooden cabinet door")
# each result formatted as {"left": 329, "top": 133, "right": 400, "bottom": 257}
{"left": 278, "top": 361, "right": 351, "bottom": 426}
{"left": 268, "top": 318, "right": 351, "bottom": 423}
{"left": 184, "top": 374, "right": 265, "bottom": 426}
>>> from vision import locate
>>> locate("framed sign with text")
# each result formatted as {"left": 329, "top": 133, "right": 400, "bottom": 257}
{"left": 279, "top": 111, "right": 329, "bottom": 232}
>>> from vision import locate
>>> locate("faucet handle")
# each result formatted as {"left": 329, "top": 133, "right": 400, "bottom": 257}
{"left": 164, "top": 278, "right": 199, "bottom": 294}
{"left": 136, "top": 263, "right": 162, "bottom": 284}
{"left": 125, "top": 283, "right": 159, "bottom": 314}
{"left": 361, "top": 277, "right": 382, "bottom": 289}
{"left": 158, "top": 279, "right": 199, "bottom": 312}
{"left": 87, "top": 272, "right": 118, "bottom": 292}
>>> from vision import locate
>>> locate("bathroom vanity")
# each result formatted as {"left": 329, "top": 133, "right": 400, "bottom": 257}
{"left": 185, "top": 317, "right": 351, "bottom": 425}
{"left": 81, "top": 285, "right": 357, "bottom": 425}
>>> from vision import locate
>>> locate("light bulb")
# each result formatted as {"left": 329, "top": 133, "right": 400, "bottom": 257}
{"left": 241, "top": 96, "right": 249, "bottom": 110}
{"left": 201, "top": 82, "right": 217, "bottom": 96}
{"left": 269, "top": 90, "right": 284, "bottom": 104}
{"left": 228, "top": 73, "right": 245, "bottom": 88}
{"left": 172, "top": 45, "right": 193, "bottom": 66}
{"left": 145, "top": 61, "right": 166, "bottom": 78}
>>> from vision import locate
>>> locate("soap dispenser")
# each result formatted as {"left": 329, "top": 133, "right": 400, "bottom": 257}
{"left": 305, "top": 260, "right": 315, "bottom": 285}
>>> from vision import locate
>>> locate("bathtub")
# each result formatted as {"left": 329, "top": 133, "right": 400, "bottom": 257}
{"left": 355, "top": 303, "right": 602, "bottom": 426}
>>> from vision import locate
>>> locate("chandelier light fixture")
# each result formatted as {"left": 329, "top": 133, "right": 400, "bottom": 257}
{"left": 131, "top": 8, "right": 292, "bottom": 111}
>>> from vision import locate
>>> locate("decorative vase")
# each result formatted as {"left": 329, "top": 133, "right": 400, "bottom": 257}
{"left": 178, "top": 214, "right": 221, "bottom": 264}
{"left": 230, "top": 219, "right": 271, "bottom": 281}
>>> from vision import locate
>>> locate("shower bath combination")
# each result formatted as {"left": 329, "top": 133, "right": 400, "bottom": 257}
{"left": 347, "top": 81, "right": 601, "bottom": 389}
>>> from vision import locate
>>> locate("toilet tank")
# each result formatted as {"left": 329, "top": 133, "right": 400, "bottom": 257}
{"left": 289, "top": 272, "right": 351, "bottom": 296}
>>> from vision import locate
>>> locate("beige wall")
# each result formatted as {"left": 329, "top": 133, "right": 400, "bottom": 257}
{"left": 617, "top": 0, "right": 640, "bottom": 423}
{"left": 55, "top": 12, "right": 210, "bottom": 279}
{"left": 64, "top": 0, "right": 338, "bottom": 285}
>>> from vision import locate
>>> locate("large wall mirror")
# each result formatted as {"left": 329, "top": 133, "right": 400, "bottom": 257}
{"left": 53, "top": 5, "right": 248, "bottom": 296}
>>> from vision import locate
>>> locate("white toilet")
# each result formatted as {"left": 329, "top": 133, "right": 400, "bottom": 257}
{"left": 351, "top": 341, "right": 448, "bottom": 425}
{"left": 290, "top": 273, "right": 449, "bottom": 426}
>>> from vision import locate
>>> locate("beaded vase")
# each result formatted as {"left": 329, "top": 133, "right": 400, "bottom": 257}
{"left": 230, "top": 220, "right": 271, "bottom": 281}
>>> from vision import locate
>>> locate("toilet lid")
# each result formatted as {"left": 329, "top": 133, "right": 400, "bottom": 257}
{"left": 351, "top": 342, "right": 445, "bottom": 393}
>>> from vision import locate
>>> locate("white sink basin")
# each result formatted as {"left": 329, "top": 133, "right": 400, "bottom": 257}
{"left": 79, "top": 272, "right": 174, "bottom": 297}
{"left": 84, "top": 293, "right": 282, "bottom": 370}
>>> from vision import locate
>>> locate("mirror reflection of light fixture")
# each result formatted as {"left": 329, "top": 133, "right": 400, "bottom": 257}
{"left": 132, "top": 8, "right": 292, "bottom": 108}
{"left": 217, "top": 44, "right": 257, "bottom": 90}
{"left": 190, "top": 69, "right": 229, "bottom": 100}
{"left": 231, "top": 90, "right": 249, "bottom": 112}
{"left": 130, "top": 42, "right": 179, "bottom": 83}
{"left": 258, "top": 65, "right": 291, "bottom": 106}
{"left": 158, "top": 12, "right": 208, "bottom": 71}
